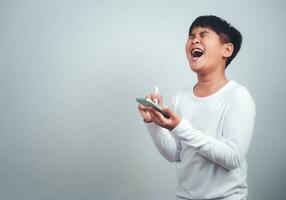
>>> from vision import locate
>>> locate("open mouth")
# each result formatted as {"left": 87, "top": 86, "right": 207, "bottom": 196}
{"left": 191, "top": 48, "right": 204, "bottom": 58}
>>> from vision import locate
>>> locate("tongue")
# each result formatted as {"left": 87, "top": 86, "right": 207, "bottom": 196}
{"left": 193, "top": 51, "right": 203, "bottom": 57}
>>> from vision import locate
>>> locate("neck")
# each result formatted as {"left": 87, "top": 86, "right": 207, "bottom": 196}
{"left": 196, "top": 69, "right": 227, "bottom": 87}
{"left": 193, "top": 67, "right": 229, "bottom": 97}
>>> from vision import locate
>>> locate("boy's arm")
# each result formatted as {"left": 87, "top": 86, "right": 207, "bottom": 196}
{"left": 143, "top": 93, "right": 182, "bottom": 162}
{"left": 171, "top": 92, "right": 256, "bottom": 170}
{"left": 145, "top": 122, "right": 181, "bottom": 162}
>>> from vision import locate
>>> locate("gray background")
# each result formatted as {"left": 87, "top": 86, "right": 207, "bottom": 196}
{"left": 0, "top": 0, "right": 285, "bottom": 199}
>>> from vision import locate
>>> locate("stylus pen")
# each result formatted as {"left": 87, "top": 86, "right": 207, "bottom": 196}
{"left": 154, "top": 86, "right": 159, "bottom": 104}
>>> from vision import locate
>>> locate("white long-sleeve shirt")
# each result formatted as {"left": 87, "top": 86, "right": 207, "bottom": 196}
{"left": 144, "top": 80, "right": 256, "bottom": 200}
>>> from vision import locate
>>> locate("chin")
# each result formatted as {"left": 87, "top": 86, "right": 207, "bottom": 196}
{"left": 190, "top": 63, "right": 204, "bottom": 72}
{"left": 190, "top": 63, "right": 213, "bottom": 76}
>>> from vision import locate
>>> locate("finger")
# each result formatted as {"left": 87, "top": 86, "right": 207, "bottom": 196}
{"left": 150, "top": 92, "right": 163, "bottom": 105}
{"left": 149, "top": 108, "right": 166, "bottom": 123}
{"left": 157, "top": 93, "right": 163, "bottom": 106}
{"left": 151, "top": 93, "right": 157, "bottom": 103}
{"left": 146, "top": 106, "right": 165, "bottom": 120}
{"left": 151, "top": 108, "right": 164, "bottom": 119}
{"left": 149, "top": 109, "right": 162, "bottom": 124}
{"left": 145, "top": 95, "right": 152, "bottom": 101}
{"left": 138, "top": 104, "right": 147, "bottom": 111}
{"left": 162, "top": 106, "right": 174, "bottom": 117}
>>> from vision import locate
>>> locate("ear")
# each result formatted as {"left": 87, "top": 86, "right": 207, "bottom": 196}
{"left": 222, "top": 43, "right": 234, "bottom": 58}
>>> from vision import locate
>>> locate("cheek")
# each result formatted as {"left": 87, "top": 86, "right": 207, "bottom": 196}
{"left": 185, "top": 42, "right": 191, "bottom": 56}
{"left": 205, "top": 43, "right": 223, "bottom": 58}
{"left": 185, "top": 41, "right": 191, "bottom": 51}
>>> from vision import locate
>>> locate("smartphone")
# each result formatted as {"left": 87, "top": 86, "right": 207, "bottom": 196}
{"left": 136, "top": 97, "right": 169, "bottom": 118}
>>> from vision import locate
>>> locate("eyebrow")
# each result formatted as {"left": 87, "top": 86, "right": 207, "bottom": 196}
{"left": 189, "top": 30, "right": 209, "bottom": 37}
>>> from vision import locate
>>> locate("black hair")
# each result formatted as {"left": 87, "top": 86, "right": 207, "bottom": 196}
{"left": 189, "top": 15, "right": 242, "bottom": 68}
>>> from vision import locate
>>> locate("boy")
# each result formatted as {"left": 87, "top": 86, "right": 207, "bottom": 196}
{"left": 138, "top": 15, "right": 256, "bottom": 200}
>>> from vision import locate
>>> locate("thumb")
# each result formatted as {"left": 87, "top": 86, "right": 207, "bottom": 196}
{"left": 162, "top": 106, "right": 175, "bottom": 117}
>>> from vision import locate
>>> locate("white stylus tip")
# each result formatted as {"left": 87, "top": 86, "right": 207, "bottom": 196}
{"left": 155, "top": 86, "right": 159, "bottom": 94}
{"left": 154, "top": 86, "right": 159, "bottom": 104}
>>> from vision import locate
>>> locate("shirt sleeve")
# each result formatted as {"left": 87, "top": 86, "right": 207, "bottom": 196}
{"left": 144, "top": 94, "right": 182, "bottom": 162}
{"left": 170, "top": 91, "right": 256, "bottom": 170}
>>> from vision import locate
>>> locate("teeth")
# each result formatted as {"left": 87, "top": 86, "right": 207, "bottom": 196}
{"left": 191, "top": 48, "right": 204, "bottom": 57}
{"left": 191, "top": 48, "right": 203, "bottom": 54}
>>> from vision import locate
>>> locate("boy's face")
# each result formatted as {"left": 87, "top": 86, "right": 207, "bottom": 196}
{"left": 185, "top": 26, "right": 232, "bottom": 73}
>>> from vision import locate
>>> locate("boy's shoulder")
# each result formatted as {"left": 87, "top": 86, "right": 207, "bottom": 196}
{"left": 172, "top": 80, "right": 254, "bottom": 101}
{"left": 225, "top": 81, "right": 256, "bottom": 112}
{"left": 228, "top": 80, "right": 254, "bottom": 100}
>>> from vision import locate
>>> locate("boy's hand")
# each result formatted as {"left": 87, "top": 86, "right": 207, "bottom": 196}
{"left": 137, "top": 91, "right": 164, "bottom": 123}
{"left": 138, "top": 95, "right": 153, "bottom": 123}
{"left": 138, "top": 92, "right": 181, "bottom": 130}
{"left": 148, "top": 92, "right": 181, "bottom": 130}
{"left": 146, "top": 106, "right": 181, "bottom": 130}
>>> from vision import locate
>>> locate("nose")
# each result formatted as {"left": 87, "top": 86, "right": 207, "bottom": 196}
{"left": 192, "top": 37, "right": 200, "bottom": 44}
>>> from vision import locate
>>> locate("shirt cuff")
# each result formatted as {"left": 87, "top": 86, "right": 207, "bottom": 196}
{"left": 144, "top": 121, "right": 160, "bottom": 131}
{"left": 170, "top": 118, "right": 193, "bottom": 137}
{"left": 144, "top": 121, "right": 154, "bottom": 127}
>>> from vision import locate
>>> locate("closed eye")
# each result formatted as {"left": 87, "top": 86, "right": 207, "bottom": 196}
{"left": 189, "top": 30, "right": 209, "bottom": 39}
{"left": 200, "top": 31, "right": 209, "bottom": 38}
